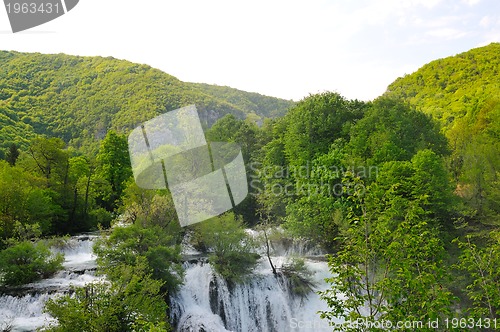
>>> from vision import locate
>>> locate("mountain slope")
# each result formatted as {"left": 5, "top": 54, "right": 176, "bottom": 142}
{"left": 386, "top": 43, "right": 500, "bottom": 224}
{"left": 0, "top": 51, "right": 294, "bottom": 154}
{"left": 189, "top": 83, "right": 293, "bottom": 119}
{"left": 384, "top": 42, "right": 500, "bottom": 128}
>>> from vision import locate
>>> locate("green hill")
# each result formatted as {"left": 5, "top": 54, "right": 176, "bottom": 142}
{"left": 0, "top": 51, "right": 294, "bottom": 155}
{"left": 190, "top": 83, "right": 293, "bottom": 120}
{"left": 384, "top": 42, "right": 500, "bottom": 128}
{"left": 385, "top": 43, "right": 500, "bottom": 224}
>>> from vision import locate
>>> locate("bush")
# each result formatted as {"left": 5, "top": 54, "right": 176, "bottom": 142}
{"left": 44, "top": 258, "right": 169, "bottom": 332}
{"left": 279, "top": 258, "right": 316, "bottom": 298}
{"left": 193, "top": 213, "right": 259, "bottom": 283}
{"left": 0, "top": 240, "right": 64, "bottom": 286}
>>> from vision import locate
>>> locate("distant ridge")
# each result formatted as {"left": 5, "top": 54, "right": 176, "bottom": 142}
{"left": 384, "top": 42, "right": 500, "bottom": 128}
{"left": 0, "top": 51, "right": 294, "bottom": 155}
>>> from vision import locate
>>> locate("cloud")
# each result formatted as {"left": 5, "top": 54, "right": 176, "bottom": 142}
{"left": 479, "top": 16, "right": 492, "bottom": 27}
{"left": 462, "top": 0, "right": 481, "bottom": 5}
{"left": 427, "top": 27, "right": 469, "bottom": 39}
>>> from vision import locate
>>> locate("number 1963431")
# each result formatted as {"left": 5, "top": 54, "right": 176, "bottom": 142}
{"left": 5, "top": 2, "right": 61, "bottom": 14}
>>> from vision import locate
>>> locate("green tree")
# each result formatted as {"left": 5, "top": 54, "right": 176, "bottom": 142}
{"left": 283, "top": 92, "right": 365, "bottom": 168}
{"left": 455, "top": 232, "right": 500, "bottom": 319}
{"left": 347, "top": 97, "right": 448, "bottom": 165}
{"left": 5, "top": 143, "right": 20, "bottom": 166}
{"left": 95, "top": 130, "right": 132, "bottom": 211}
{"left": 283, "top": 145, "right": 348, "bottom": 249}
{"left": 94, "top": 222, "right": 183, "bottom": 294}
{"left": 0, "top": 240, "right": 64, "bottom": 286}
{"left": 319, "top": 173, "right": 454, "bottom": 330}
{"left": 192, "top": 213, "right": 259, "bottom": 283}
{"left": 44, "top": 257, "right": 170, "bottom": 332}
{"left": 22, "top": 137, "right": 69, "bottom": 187}
{"left": 0, "top": 160, "right": 60, "bottom": 242}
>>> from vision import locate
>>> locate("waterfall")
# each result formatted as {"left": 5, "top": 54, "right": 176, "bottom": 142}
{"left": 0, "top": 232, "right": 338, "bottom": 332}
{"left": 0, "top": 235, "right": 100, "bottom": 332}
{"left": 170, "top": 255, "right": 337, "bottom": 332}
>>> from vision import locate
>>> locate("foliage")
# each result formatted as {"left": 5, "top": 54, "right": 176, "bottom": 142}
{"left": 0, "top": 51, "right": 292, "bottom": 155}
{"left": 1, "top": 43, "right": 500, "bottom": 328}
{"left": 455, "top": 232, "right": 500, "bottom": 319}
{"left": 255, "top": 92, "right": 366, "bottom": 234}
{"left": 5, "top": 143, "right": 19, "bottom": 166}
{"left": 94, "top": 222, "right": 183, "bottom": 294}
{"left": 385, "top": 43, "right": 500, "bottom": 128}
{"left": 0, "top": 134, "right": 115, "bottom": 240}
{"left": 0, "top": 160, "right": 59, "bottom": 243}
{"left": 193, "top": 213, "right": 259, "bottom": 283}
{"left": 319, "top": 176, "right": 454, "bottom": 330}
{"left": 347, "top": 97, "right": 449, "bottom": 164}
{"left": 0, "top": 240, "right": 63, "bottom": 286}
{"left": 279, "top": 257, "right": 316, "bottom": 298}
{"left": 282, "top": 92, "right": 366, "bottom": 168}
{"left": 205, "top": 114, "right": 271, "bottom": 223}
{"left": 95, "top": 130, "right": 132, "bottom": 211}
{"left": 44, "top": 257, "right": 170, "bottom": 332}
{"left": 385, "top": 43, "right": 500, "bottom": 225}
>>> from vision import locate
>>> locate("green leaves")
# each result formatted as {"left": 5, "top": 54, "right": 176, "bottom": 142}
{"left": 347, "top": 97, "right": 448, "bottom": 165}
{"left": 0, "top": 240, "right": 64, "bottom": 286}
{"left": 94, "top": 223, "right": 183, "bottom": 294}
{"left": 0, "top": 51, "right": 292, "bottom": 157}
{"left": 44, "top": 258, "right": 170, "bottom": 332}
{"left": 283, "top": 92, "right": 365, "bottom": 168}
{"left": 193, "top": 213, "right": 259, "bottom": 283}
{"left": 319, "top": 194, "right": 454, "bottom": 330}
{"left": 455, "top": 233, "right": 500, "bottom": 319}
{"left": 95, "top": 130, "right": 132, "bottom": 211}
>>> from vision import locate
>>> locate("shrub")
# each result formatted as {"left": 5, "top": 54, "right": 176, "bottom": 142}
{"left": 194, "top": 213, "right": 259, "bottom": 283}
{"left": 0, "top": 240, "right": 64, "bottom": 286}
{"left": 279, "top": 258, "right": 316, "bottom": 298}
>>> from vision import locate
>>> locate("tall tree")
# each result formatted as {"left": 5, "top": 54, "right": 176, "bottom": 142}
{"left": 23, "top": 137, "right": 68, "bottom": 188}
{"left": 96, "top": 130, "right": 132, "bottom": 211}
{"left": 5, "top": 143, "right": 20, "bottom": 166}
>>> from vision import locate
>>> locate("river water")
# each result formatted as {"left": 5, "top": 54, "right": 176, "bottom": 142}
{"left": 0, "top": 232, "right": 336, "bottom": 331}
{"left": 0, "top": 235, "right": 101, "bottom": 332}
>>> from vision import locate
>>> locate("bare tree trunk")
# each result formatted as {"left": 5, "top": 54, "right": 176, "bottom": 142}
{"left": 263, "top": 228, "right": 277, "bottom": 275}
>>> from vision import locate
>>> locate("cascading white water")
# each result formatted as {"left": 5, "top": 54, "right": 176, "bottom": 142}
{"left": 171, "top": 249, "right": 339, "bottom": 331}
{"left": 0, "top": 235, "right": 100, "bottom": 332}
{"left": 1, "top": 232, "right": 339, "bottom": 332}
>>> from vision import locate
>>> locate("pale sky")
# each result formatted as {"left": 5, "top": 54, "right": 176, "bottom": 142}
{"left": 1, "top": 0, "right": 499, "bottom": 101}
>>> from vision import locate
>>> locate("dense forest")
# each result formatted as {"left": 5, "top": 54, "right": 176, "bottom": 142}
{"left": 0, "top": 43, "right": 499, "bottom": 331}
{"left": 0, "top": 51, "right": 294, "bottom": 155}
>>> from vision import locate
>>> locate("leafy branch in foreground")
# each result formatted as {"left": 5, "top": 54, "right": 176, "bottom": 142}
{"left": 319, "top": 173, "right": 454, "bottom": 331}
{"left": 455, "top": 232, "right": 500, "bottom": 319}
{"left": 44, "top": 257, "right": 170, "bottom": 332}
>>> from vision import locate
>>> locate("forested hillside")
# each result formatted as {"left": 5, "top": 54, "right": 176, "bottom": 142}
{"left": 386, "top": 42, "right": 500, "bottom": 128}
{"left": 386, "top": 43, "right": 500, "bottom": 226}
{"left": 191, "top": 83, "right": 292, "bottom": 119}
{"left": 0, "top": 51, "right": 294, "bottom": 156}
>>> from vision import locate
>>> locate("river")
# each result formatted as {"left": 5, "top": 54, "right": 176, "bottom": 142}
{"left": 0, "top": 231, "right": 336, "bottom": 331}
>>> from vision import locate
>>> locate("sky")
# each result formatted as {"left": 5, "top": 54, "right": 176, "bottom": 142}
{"left": 0, "top": 0, "right": 499, "bottom": 101}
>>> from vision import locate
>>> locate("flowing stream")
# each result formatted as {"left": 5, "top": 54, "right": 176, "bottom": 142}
{"left": 0, "top": 232, "right": 336, "bottom": 332}
{"left": 0, "top": 235, "right": 100, "bottom": 332}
